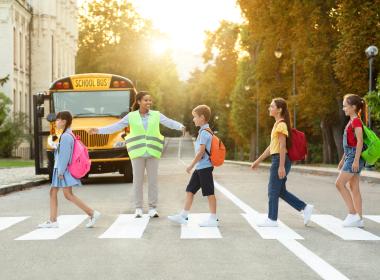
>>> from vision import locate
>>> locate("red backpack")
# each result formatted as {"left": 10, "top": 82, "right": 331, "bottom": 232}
{"left": 203, "top": 128, "right": 226, "bottom": 167}
{"left": 280, "top": 121, "right": 307, "bottom": 161}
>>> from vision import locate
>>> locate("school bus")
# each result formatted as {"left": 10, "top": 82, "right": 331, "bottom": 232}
{"left": 33, "top": 73, "right": 136, "bottom": 182}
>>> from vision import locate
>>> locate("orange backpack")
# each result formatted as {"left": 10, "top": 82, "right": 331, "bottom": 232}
{"left": 203, "top": 128, "right": 226, "bottom": 167}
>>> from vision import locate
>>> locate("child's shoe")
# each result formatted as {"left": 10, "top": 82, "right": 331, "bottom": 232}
{"left": 168, "top": 214, "right": 188, "bottom": 225}
{"left": 302, "top": 204, "right": 314, "bottom": 225}
{"left": 135, "top": 208, "right": 143, "bottom": 218}
{"left": 199, "top": 217, "right": 219, "bottom": 227}
{"left": 86, "top": 210, "right": 101, "bottom": 228}
{"left": 257, "top": 218, "right": 278, "bottom": 227}
{"left": 148, "top": 208, "right": 159, "bottom": 218}
{"left": 342, "top": 213, "right": 361, "bottom": 227}
{"left": 38, "top": 220, "right": 59, "bottom": 228}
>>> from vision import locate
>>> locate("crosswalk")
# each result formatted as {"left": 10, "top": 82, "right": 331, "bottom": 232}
{"left": 0, "top": 212, "right": 380, "bottom": 241}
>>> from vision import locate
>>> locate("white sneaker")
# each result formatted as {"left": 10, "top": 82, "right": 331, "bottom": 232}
{"left": 38, "top": 220, "right": 58, "bottom": 228}
{"left": 135, "top": 208, "right": 143, "bottom": 218}
{"left": 86, "top": 210, "right": 101, "bottom": 228}
{"left": 257, "top": 218, "right": 278, "bottom": 227}
{"left": 148, "top": 208, "right": 159, "bottom": 218}
{"left": 199, "top": 217, "right": 219, "bottom": 227}
{"left": 168, "top": 214, "right": 188, "bottom": 225}
{"left": 302, "top": 204, "right": 314, "bottom": 225}
{"left": 342, "top": 213, "right": 361, "bottom": 227}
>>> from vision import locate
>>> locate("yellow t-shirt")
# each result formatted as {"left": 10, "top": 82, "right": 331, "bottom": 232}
{"left": 270, "top": 121, "right": 289, "bottom": 154}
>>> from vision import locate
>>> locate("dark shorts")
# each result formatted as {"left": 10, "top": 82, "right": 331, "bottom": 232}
{"left": 186, "top": 167, "right": 214, "bottom": 196}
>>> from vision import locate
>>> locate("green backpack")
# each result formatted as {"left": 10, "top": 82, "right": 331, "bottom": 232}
{"left": 360, "top": 122, "right": 380, "bottom": 165}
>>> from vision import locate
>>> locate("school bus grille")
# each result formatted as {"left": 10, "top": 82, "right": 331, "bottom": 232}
{"left": 72, "top": 130, "right": 109, "bottom": 147}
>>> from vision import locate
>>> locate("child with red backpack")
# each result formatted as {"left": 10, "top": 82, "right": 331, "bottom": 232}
{"left": 38, "top": 111, "right": 100, "bottom": 228}
{"left": 251, "top": 98, "right": 313, "bottom": 227}
{"left": 168, "top": 105, "right": 225, "bottom": 227}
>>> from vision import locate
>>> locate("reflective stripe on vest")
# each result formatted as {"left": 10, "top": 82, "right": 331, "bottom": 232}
{"left": 125, "top": 110, "right": 164, "bottom": 159}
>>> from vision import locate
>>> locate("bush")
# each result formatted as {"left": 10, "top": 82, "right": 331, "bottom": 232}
{"left": 0, "top": 92, "right": 29, "bottom": 157}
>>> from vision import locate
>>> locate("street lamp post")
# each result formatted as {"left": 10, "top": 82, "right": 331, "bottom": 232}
{"left": 274, "top": 49, "right": 297, "bottom": 128}
{"left": 245, "top": 84, "right": 259, "bottom": 158}
{"left": 365, "top": 45, "right": 378, "bottom": 129}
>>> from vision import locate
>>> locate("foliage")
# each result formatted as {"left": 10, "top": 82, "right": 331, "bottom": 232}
{"left": 0, "top": 93, "right": 29, "bottom": 157}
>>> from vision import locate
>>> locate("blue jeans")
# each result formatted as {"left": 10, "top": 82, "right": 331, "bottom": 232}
{"left": 268, "top": 154, "right": 306, "bottom": 221}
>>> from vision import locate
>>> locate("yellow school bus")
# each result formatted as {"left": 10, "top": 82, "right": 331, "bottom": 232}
{"left": 33, "top": 73, "right": 136, "bottom": 182}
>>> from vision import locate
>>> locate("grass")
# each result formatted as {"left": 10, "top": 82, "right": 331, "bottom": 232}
{"left": 0, "top": 158, "right": 35, "bottom": 168}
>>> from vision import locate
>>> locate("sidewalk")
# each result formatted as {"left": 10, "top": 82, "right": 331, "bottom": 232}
{"left": 0, "top": 167, "right": 48, "bottom": 195}
{"left": 225, "top": 160, "right": 380, "bottom": 184}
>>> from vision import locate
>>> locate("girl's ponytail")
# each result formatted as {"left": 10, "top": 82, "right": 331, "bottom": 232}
{"left": 344, "top": 94, "right": 368, "bottom": 125}
{"left": 273, "top": 97, "right": 292, "bottom": 149}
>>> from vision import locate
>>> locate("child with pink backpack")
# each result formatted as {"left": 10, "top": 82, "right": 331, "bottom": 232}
{"left": 38, "top": 111, "right": 100, "bottom": 228}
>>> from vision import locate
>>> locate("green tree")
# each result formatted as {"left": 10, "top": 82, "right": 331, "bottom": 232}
{"left": 0, "top": 93, "right": 28, "bottom": 157}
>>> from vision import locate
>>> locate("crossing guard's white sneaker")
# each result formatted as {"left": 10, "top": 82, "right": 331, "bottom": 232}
{"left": 257, "top": 218, "right": 278, "bottom": 227}
{"left": 135, "top": 208, "right": 143, "bottom": 218}
{"left": 199, "top": 217, "right": 219, "bottom": 227}
{"left": 168, "top": 214, "right": 188, "bottom": 225}
{"left": 358, "top": 219, "right": 364, "bottom": 228}
{"left": 38, "top": 220, "right": 59, "bottom": 228}
{"left": 342, "top": 213, "right": 361, "bottom": 227}
{"left": 302, "top": 204, "right": 314, "bottom": 225}
{"left": 86, "top": 210, "right": 101, "bottom": 228}
{"left": 148, "top": 208, "right": 159, "bottom": 218}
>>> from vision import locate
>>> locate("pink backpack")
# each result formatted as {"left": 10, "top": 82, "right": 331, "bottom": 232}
{"left": 67, "top": 132, "right": 91, "bottom": 178}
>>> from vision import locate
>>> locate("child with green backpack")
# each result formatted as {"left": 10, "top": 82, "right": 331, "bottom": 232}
{"left": 335, "top": 94, "right": 380, "bottom": 228}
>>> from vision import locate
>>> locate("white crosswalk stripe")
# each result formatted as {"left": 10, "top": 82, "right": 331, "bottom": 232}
{"left": 364, "top": 215, "right": 380, "bottom": 224}
{"left": 180, "top": 213, "right": 222, "bottom": 239}
{"left": 0, "top": 217, "right": 29, "bottom": 232}
{"left": 242, "top": 213, "right": 303, "bottom": 240}
{"left": 310, "top": 215, "right": 380, "bottom": 241}
{"left": 99, "top": 214, "right": 150, "bottom": 239}
{"left": 15, "top": 215, "right": 88, "bottom": 240}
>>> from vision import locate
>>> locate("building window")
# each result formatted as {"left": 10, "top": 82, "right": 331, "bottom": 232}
{"left": 25, "top": 93, "right": 28, "bottom": 114}
{"left": 13, "top": 89, "right": 16, "bottom": 113}
{"left": 19, "top": 91, "right": 22, "bottom": 113}
{"left": 13, "top": 28, "right": 17, "bottom": 67}
{"left": 20, "top": 32, "right": 23, "bottom": 69}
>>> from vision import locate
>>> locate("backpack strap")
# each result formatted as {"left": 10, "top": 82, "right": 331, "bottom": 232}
{"left": 201, "top": 128, "right": 213, "bottom": 157}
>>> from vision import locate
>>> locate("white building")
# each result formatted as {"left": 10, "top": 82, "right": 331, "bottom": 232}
{"left": 0, "top": 0, "right": 78, "bottom": 158}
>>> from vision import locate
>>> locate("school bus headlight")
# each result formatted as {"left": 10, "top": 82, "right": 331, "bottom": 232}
{"left": 113, "top": 141, "right": 126, "bottom": 148}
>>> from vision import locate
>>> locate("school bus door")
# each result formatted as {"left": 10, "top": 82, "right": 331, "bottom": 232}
{"left": 33, "top": 93, "right": 52, "bottom": 176}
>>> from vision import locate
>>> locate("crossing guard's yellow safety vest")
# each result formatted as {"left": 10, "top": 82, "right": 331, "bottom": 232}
{"left": 125, "top": 110, "right": 164, "bottom": 159}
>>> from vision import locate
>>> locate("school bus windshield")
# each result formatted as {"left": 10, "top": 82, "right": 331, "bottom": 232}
{"left": 53, "top": 90, "right": 131, "bottom": 117}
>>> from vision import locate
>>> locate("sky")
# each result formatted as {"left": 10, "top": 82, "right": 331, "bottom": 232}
{"left": 77, "top": 0, "right": 243, "bottom": 80}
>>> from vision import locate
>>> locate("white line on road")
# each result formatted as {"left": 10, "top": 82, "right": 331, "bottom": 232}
{"left": 364, "top": 215, "right": 380, "bottom": 224}
{"left": 0, "top": 217, "right": 29, "bottom": 232}
{"left": 311, "top": 215, "right": 380, "bottom": 241}
{"left": 213, "top": 181, "right": 350, "bottom": 280}
{"left": 215, "top": 181, "right": 303, "bottom": 239}
{"left": 15, "top": 215, "right": 87, "bottom": 240}
{"left": 242, "top": 213, "right": 303, "bottom": 239}
{"left": 180, "top": 213, "right": 222, "bottom": 239}
{"left": 99, "top": 214, "right": 150, "bottom": 239}
{"left": 279, "top": 239, "right": 350, "bottom": 280}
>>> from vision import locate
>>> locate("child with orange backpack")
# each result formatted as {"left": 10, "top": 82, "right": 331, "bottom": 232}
{"left": 168, "top": 105, "right": 225, "bottom": 227}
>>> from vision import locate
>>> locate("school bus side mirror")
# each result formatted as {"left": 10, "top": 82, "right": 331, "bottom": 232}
{"left": 46, "top": 113, "right": 56, "bottom": 122}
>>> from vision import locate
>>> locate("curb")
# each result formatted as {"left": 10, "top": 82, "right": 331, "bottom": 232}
{"left": 224, "top": 160, "right": 380, "bottom": 184}
{"left": 0, "top": 178, "right": 49, "bottom": 196}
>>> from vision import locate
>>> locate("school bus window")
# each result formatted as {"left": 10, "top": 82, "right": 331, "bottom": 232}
{"left": 53, "top": 90, "right": 131, "bottom": 117}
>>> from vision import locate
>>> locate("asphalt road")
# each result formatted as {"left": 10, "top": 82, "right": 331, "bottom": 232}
{"left": 0, "top": 137, "right": 379, "bottom": 280}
